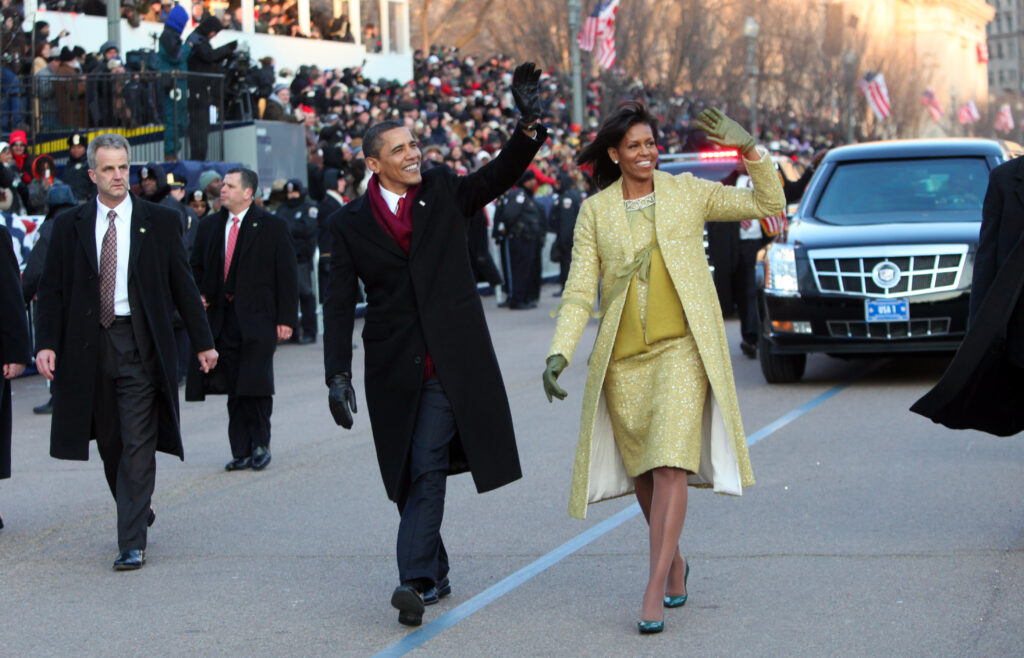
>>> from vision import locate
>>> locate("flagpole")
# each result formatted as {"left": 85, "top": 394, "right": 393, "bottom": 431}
{"left": 568, "top": 0, "right": 584, "bottom": 127}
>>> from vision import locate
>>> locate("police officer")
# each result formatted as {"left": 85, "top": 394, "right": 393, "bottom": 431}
{"left": 549, "top": 173, "right": 582, "bottom": 296}
{"left": 137, "top": 163, "right": 168, "bottom": 203}
{"left": 493, "top": 170, "right": 545, "bottom": 310}
{"left": 159, "top": 173, "right": 200, "bottom": 255}
{"left": 276, "top": 178, "right": 319, "bottom": 343}
{"left": 61, "top": 133, "right": 95, "bottom": 202}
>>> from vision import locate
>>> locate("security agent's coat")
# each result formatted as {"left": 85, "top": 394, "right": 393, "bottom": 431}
{"left": 185, "top": 205, "right": 298, "bottom": 399}
{"left": 34, "top": 196, "right": 215, "bottom": 461}
{"left": 323, "top": 126, "right": 547, "bottom": 502}
{"left": 911, "top": 156, "right": 1024, "bottom": 435}
{"left": 1, "top": 225, "right": 30, "bottom": 479}
{"left": 61, "top": 152, "right": 95, "bottom": 202}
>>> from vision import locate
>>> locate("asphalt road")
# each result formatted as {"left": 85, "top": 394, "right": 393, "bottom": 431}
{"left": 3, "top": 285, "right": 1023, "bottom": 656}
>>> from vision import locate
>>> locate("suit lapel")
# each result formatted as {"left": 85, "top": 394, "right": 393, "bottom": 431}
{"left": 128, "top": 194, "right": 151, "bottom": 278}
{"left": 1014, "top": 157, "right": 1024, "bottom": 210}
{"left": 408, "top": 185, "right": 433, "bottom": 257}
{"left": 608, "top": 178, "right": 636, "bottom": 261}
{"left": 74, "top": 199, "right": 99, "bottom": 274}
{"left": 235, "top": 205, "right": 262, "bottom": 262}
{"left": 347, "top": 195, "right": 406, "bottom": 258}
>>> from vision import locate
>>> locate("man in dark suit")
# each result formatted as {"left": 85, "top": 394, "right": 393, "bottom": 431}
{"left": 912, "top": 155, "right": 1024, "bottom": 434}
{"left": 1, "top": 224, "right": 30, "bottom": 530}
{"left": 316, "top": 168, "right": 345, "bottom": 303}
{"left": 322, "top": 62, "right": 544, "bottom": 627}
{"left": 186, "top": 168, "right": 298, "bottom": 472}
{"left": 34, "top": 133, "right": 218, "bottom": 569}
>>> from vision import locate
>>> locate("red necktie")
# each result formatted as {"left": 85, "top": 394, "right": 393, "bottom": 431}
{"left": 224, "top": 216, "right": 240, "bottom": 281}
{"left": 99, "top": 209, "right": 117, "bottom": 327}
{"left": 395, "top": 197, "right": 404, "bottom": 216}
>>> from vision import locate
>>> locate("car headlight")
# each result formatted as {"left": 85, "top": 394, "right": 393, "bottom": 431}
{"left": 765, "top": 244, "right": 799, "bottom": 296}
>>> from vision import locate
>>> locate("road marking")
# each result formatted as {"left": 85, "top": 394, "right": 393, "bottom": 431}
{"left": 373, "top": 378, "right": 853, "bottom": 657}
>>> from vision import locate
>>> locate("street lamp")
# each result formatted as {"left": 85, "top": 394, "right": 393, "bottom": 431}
{"left": 568, "top": 0, "right": 584, "bottom": 127}
{"left": 743, "top": 16, "right": 760, "bottom": 138}
{"left": 842, "top": 49, "right": 859, "bottom": 144}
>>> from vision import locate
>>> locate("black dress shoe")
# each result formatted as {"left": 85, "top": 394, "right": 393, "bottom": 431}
{"left": 422, "top": 577, "right": 452, "bottom": 606}
{"left": 740, "top": 340, "right": 757, "bottom": 359}
{"left": 251, "top": 446, "right": 271, "bottom": 471}
{"left": 33, "top": 397, "right": 53, "bottom": 414}
{"left": 298, "top": 335, "right": 316, "bottom": 344}
{"left": 225, "top": 456, "right": 252, "bottom": 471}
{"left": 113, "top": 549, "right": 145, "bottom": 570}
{"left": 147, "top": 508, "right": 156, "bottom": 527}
{"left": 391, "top": 584, "right": 425, "bottom": 626}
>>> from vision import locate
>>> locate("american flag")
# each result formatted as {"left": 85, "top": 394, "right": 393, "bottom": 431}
{"left": 858, "top": 72, "right": 891, "bottom": 120}
{"left": 920, "top": 88, "right": 943, "bottom": 122}
{"left": 994, "top": 103, "right": 1015, "bottom": 132}
{"left": 576, "top": 0, "right": 604, "bottom": 52}
{"left": 957, "top": 100, "right": 981, "bottom": 124}
{"left": 594, "top": 0, "right": 619, "bottom": 70}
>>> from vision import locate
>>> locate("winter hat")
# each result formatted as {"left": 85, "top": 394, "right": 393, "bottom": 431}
{"left": 9, "top": 130, "right": 27, "bottom": 145}
{"left": 166, "top": 4, "right": 188, "bottom": 34}
{"left": 98, "top": 40, "right": 118, "bottom": 57}
{"left": 197, "top": 16, "right": 222, "bottom": 37}
{"left": 48, "top": 182, "right": 77, "bottom": 207}
{"left": 284, "top": 178, "right": 304, "bottom": 194}
{"left": 198, "top": 170, "right": 221, "bottom": 189}
{"left": 59, "top": 47, "right": 74, "bottom": 62}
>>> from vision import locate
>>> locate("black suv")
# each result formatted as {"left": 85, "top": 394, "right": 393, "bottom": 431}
{"left": 756, "top": 138, "right": 1023, "bottom": 383}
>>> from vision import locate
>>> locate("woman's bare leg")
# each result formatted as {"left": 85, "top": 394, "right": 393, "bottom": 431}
{"left": 640, "top": 466, "right": 688, "bottom": 621}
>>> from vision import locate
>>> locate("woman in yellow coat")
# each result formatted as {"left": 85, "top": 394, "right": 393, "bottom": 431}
{"left": 543, "top": 102, "right": 784, "bottom": 633}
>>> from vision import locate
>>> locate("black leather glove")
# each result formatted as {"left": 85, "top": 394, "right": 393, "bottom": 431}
{"left": 542, "top": 354, "right": 568, "bottom": 403}
{"left": 511, "top": 62, "right": 542, "bottom": 125}
{"left": 328, "top": 373, "right": 357, "bottom": 429}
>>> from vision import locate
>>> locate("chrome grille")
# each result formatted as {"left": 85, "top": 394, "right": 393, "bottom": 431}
{"left": 826, "top": 317, "right": 951, "bottom": 339}
{"left": 809, "top": 244, "right": 967, "bottom": 298}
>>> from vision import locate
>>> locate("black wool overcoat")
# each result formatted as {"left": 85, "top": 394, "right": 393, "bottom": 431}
{"left": 35, "top": 196, "right": 215, "bottom": 461}
{"left": 1, "top": 225, "right": 30, "bottom": 478}
{"left": 185, "top": 204, "right": 298, "bottom": 399}
{"left": 911, "top": 157, "right": 1024, "bottom": 435}
{"left": 323, "top": 126, "right": 546, "bottom": 502}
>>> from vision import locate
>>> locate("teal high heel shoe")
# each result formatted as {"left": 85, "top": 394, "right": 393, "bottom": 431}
{"left": 637, "top": 619, "right": 664, "bottom": 634}
{"left": 663, "top": 559, "right": 690, "bottom": 608}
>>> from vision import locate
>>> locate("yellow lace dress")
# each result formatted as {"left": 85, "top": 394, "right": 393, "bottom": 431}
{"left": 602, "top": 193, "right": 708, "bottom": 477}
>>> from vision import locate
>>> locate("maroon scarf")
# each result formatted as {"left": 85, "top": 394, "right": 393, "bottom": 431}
{"left": 367, "top": 174, "right": 420, "bottom": 253}
{"left": 366, "top": 174, "right": 436, "bottom": 380}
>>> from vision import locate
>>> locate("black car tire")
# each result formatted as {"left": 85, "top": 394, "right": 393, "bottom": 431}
{"left": 758, "top": 333, "right": 807, "bottom": 383}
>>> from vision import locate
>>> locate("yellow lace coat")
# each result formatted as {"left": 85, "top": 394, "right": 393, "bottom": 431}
{"left": 549, "top": 153, "right": 785, "bottom": 519}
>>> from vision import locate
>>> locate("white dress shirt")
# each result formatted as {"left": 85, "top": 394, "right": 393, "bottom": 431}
{"left": 224, "top": 205, "right": 250, "bottom": 257}
{"left": 95, "top": 195, "right": 133, "bottom": 316}
{"left": 377, "top": 185, "right": 406, "bottom": 215}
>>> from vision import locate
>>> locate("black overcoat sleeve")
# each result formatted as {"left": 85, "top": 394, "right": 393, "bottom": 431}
{"left": 34, "top": 212, "right": 72, "bottom": 355}
{"left": 450, "top": 125, "right": 548, "bottom": 219}
{"left": 322, "top": 207, "right": 356, "bottom": 382}
{"left": 0, "top": 226, "right": 29, "bottom": 366}
{"left": 167, "top": 214, "right": 215, "bottom": 352}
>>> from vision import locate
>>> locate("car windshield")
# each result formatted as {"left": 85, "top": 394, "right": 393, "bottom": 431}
{"left": 813, "top": 157, "right": 989, "bottom": 225}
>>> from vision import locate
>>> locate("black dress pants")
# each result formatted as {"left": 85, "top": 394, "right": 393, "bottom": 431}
{"left": 297, "top": 260, "right": 317, "bottom": 339}
{"left": 508, "top": 236, "right": 537, "bottom": 307}
{"left": 94, "top": 320, "right": 159, "bottom": 552}
{"left": 395, "top": 378, "right": 455, "bottom": 587}
{"left": 219, "top": 301, "right": 272, "bottom": 458}
{"left": 735, "top": 239, "right": 763, "bottom": 344}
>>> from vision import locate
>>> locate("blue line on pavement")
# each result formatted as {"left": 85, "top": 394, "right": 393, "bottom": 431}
{"left": 373, "top": 379, "right": 851, "bottom": 657}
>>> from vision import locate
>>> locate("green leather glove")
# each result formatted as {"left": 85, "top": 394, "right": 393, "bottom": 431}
{"left": 695, "top": 108, "right": 757, "bottom": 155}
{"left": 543, "top": 354, "right": 568, "bottom": 402}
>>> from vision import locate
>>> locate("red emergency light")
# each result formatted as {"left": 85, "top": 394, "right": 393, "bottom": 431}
{"left": 699, "top": 150, "right": 739, "bottom": 160}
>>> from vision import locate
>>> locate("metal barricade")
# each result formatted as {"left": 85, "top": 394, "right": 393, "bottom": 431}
{"left": 1, "top": 71, "right": 245, "bottom": 162}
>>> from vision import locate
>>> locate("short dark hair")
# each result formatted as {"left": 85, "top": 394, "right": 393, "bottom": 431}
{"left": 226, "top": 167, "right": 259, "bottom": 193}
{"left": 362, "top": 120, "right": 406, "bottom": 159}
{"left": 577, "top": 100, "right": 658, "bottom": 190}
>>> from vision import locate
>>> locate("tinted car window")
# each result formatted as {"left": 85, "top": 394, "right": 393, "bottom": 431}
{"left": 813, "top": 157, "right": 989, "bottom": 225}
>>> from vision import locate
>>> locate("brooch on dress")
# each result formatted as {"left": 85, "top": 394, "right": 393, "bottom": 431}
{"left": 623, "top": 192, "right": 656, "bottom": 212}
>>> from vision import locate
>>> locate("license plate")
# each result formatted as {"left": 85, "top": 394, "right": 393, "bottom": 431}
{"left": 865, "top": 298, "right": 909, "bottom": 322}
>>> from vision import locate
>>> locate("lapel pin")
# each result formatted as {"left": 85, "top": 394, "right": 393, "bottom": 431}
{"left": 253, "top": 223, "right": 258, "bottom": 227}
{"left": 139, "top": 227, "right": 146, "bottom": 233}
{"left": 418, "top": 200, "right": 425, "bottom": 207}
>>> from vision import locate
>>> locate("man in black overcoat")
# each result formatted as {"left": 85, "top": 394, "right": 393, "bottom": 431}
{"left": 322, "top": 63, "right": 545, "bottom": 627}
{"left": 1, "top": 224, "right": 30, "bottom": 529}
{"left": 34, "top": 133, "right": 218, "bottom": 569}
{"left": 912, "top": 156, "right": 1024, "bottom": 434}
{"left": 186, "top": 168, "right": 298, "bottom": 471}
